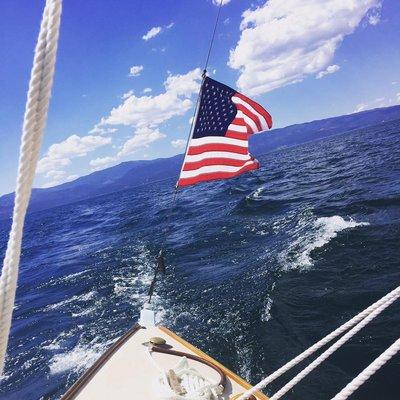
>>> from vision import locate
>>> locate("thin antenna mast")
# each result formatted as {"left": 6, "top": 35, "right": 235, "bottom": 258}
{"left": 203, "top": 0, "right": 224, "bottom": 75}
{"left": 147, "top": 0, "right": 224, "bottom": 303}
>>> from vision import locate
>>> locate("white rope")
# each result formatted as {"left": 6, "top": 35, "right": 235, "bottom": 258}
{"left": 238, "top": 286, "right": 400, "bottom": 400}
{"left": 269, "top": 290, "right": 399, "bottom": 399}
{"left": 331, "top": 337, "right": 400, "bottom": 400}
{"left": 148, "top": 349, "right": 222, "bottom": 399}
{"left": 0, "top": 0, "right": 62, "bottom": 375}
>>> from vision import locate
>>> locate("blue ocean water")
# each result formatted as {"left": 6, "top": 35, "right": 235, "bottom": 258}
{"left": 0, "top": 120, "right": 399, "bottom": 400}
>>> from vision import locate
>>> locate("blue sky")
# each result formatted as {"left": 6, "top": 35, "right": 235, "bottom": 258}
{"left": 0, "top": 0, "right": 399, "bottom": 195}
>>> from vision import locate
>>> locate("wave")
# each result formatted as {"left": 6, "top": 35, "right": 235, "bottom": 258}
{"left": 3, "top": 122, "right": 399, "bottom": 400}
{"left": 49, "top": 338, "right": 114, "bottom": 375}
{"left": 261, "top": 295, "right": 274, "bottom": 322}
{"left": 41, "top": 240, "right": 169, "bottom": 380}
{"left": 44, "top": 291, "right": 97, "bottom": 311}
{"left": 247, "top": 186, "right": 265, "bottom": 200}
{"left": 280, "top": 215, "right": 369, "bottom": 270}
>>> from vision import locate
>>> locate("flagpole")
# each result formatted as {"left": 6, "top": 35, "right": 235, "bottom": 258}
{"left": 203, "top": 0, "right": 224, "bottom": 74}
{"left": 147, "top": 82, "right": 203, "bottom": 303}
{"left": 147, "top": 0, "right": 224, "bottom": 303}
{"left": 175, "top": 0, "right": 224, "bottom": 191}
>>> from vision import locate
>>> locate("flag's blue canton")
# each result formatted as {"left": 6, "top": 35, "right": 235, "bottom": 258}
{"left": 193, "top": 77, "right": 237, "bottom": 139}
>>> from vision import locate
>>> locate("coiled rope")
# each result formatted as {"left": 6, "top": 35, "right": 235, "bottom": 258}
{"left": 238, "top": 285, "right": 400, "bottom": 400}
{"left": 0, "top": 0, "right": 62, "bottom": 375}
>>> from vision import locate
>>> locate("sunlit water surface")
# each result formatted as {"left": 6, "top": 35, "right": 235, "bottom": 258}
{"left": 1, "top": 120, "right": 400, "bottom": 399}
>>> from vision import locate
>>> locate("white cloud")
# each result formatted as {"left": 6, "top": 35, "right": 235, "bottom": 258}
{"left": 171, "top": 139, "right": 186, "bottom": 149}
{"left": 38, "top": 68, "right": 198, "bottom": 179}
{"left": 45, "top": 170, "right": 67, "bottom": 180}
{"left": 354, "top": 103, "right": 368, "bottom": 113}
{"left": 129, "top": 65, "right": 143, "bottom": 77}
{"left": 228, "top": 0, "right": 381, "bottom": 95}
{"left": 118, "top": 127, "right": 166, "bottom": 158}
{"left": 212, "top": 0, "right": 231, "bottom": 5}
{"left": 100, "top": 68, "right": 201, "bottom": 128}
{"left": 90, "top": 156, "right": 117, "bottom": 171}
{"left": 82, "top": 68, "right": 201, "bottom": 173}
{"left": 368, "top": 11, "right": 381, "bottom": 25}
{"left": 164, "top": 69, "right": 202, "bottom": 97}
{"left": 143, "top": 26, "right": 162, "bottom": 41}
{"left": 354, "top": 95, "right": 399, "bottom": 113}
{"left": 101, "top": 93, "right": 191, "bottom": 128}
{"left": 142, "top": 23, "right": 174, "bottom": 41}
{"left": 67, "top": 174, "right": 79, "bottom": 182}
{"left": 89, "top": 124, "right": 118, "bottom": 135}
{"left": 121, "top": 90, "right": 134, "bottom": 99}
{"left": 316, "top": 64, "right": 340, "bottom": 79}
{"left": 143, "top": 87, "right": 152, "bottom": 93}
{"left": 47, "top": 135, "right": 111, "bottom": 159}
{"left": 38, "top": 134, "right": 111, "bottom": 174}
{"left": 41, "top": 171, "right": 78, "bottom": 188}
{"left": 37, "top": 157, "right": 71, "bottom": 174}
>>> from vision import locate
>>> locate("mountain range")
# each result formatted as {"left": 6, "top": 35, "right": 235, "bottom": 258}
{"left": 1, "top": 104, "right": 400, "bottom": 220}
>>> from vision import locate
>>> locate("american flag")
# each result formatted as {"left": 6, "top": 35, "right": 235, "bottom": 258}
{"left": 177, "top": 76, "right": 272, "bottom": 187}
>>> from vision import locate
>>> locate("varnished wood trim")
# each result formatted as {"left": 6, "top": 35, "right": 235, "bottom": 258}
{"left": 60, "top": 324, "right": 142, "bottom": 400}
{"left": 159, "top": 326, "right": 269, "bottom": 400}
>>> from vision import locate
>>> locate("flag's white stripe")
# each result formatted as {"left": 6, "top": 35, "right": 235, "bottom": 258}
{"left": 227, "top": 123, "right": 247, "bottom": 133}
{"left": 180, "top": 160, "right": 256, "bottom": 179}
{"left": 189, "top": 136, "right": 248, "bottom": 147}
{"left": 181, "top": 137, "right": 247, "bottom": 176}
{"left": 185, "top": 152, "right": 251, "bottom": 163}
{"left": 237, "top": 110, "right": 258, "bottom": 134}
{"left": 232, "top": 96, "right": 268, "bottom": 131}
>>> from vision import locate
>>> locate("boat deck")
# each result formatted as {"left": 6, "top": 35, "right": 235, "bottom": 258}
{"left": 61, "top": 324, "right": 268, "bottom": 399}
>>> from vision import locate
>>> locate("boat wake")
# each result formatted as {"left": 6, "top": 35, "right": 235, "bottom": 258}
{"left": 280, "top": 215, "right": 369, "bottom": 271}
{"left": 48, "top": 337, "right": 114, "bottom": 375}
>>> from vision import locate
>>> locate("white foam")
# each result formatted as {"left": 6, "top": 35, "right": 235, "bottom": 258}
{"left": 281, "top": 215, "right": 369, "bottom": 270}
{"left": 236, "top": 343, "right": 253, "bottom": 382}
{"left": 111, "top": 242, "right": 167, "bottom": 324}
{"left": 247, "top": 186, "right": 264, "bottom": 200}
{"left": 71, "top": 305, "right": 98, "bottom": 318}
{"left": 44, "top": 291, "right": 96, "bottom": 311}
{"left": 60, "top": 270, "right": 88, "bottom": 282}
{"left": 49, "top": 339, "right": 114, "bottom": 375}
{"left": 43, "top": 330, "right": 76, "bottom": 351}
{"left": 112, "top": 243, "right": 153, "bottom": 301}
{"left": 261, "top": 296, "right": 273, "bottom": 322}
{"left": 46, "top": 240, "right": 169, "bottom": 377}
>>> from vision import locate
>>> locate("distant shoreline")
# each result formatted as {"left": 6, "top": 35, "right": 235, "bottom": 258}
{"left": 1, "top": 105, "right": 400, "bottom": 220}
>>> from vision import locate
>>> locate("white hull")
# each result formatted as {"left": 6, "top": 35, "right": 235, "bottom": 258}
{"left": 61, "top": 324, "right": 268, "bottom": 400}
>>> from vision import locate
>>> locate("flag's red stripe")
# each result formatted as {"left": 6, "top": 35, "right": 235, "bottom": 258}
{"left": 231, "top": 117, "right": 250, "bottom": 135}
{"left": 235, "top": 92, "right": 273, "bottom": 129}
{"left": 187, "top": 143, "right": 248, "bottom": 155}
{"left": 183, "top": 157, "right": 251, "bottom": 171}
{"left": 235, "top": 103, "right": 262, "bottom": 132}
{"left": 178, "top": 161, "right": 259, "bottom": 187}
{"left": 232, "top": 117, "right": 246, "bottom": 126}
{"left": 225, "top": 130, "right": 249, "bottom": 140}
